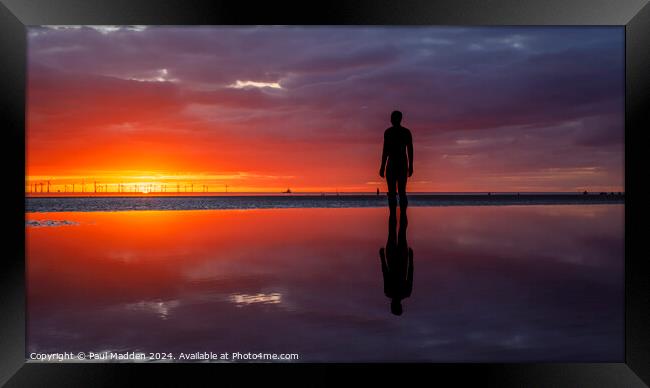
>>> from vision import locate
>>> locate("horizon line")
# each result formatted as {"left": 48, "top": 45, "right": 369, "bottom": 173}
{"left": 25, "top": 190, "right": 625, "bottom": 197}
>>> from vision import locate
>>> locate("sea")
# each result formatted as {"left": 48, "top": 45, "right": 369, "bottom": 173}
{"left": 26, "top": 193, "right": 624, "bottom": 212}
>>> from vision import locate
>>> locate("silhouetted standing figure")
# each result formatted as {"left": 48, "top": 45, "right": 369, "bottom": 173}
{"left": 379, "top": 211, "right": 413, "bottom": 316}
{"left": 379, "top": 111, "right": 413, "bottom": 212}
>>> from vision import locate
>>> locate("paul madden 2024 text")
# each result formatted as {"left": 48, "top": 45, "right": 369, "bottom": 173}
{"left": 28, "top": 351, "right": 300, "bottom": 362}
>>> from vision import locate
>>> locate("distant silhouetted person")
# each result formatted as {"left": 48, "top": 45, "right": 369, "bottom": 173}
{"left": 379, "top": 111, "right": 413, "bottom": 212}
{"left": 379, "top": 210, "right": 413, "bottom": 316}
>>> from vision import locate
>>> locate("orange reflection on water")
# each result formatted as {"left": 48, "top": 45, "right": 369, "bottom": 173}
{"left": 26, "top": 206, "right": 624, "bottom": 361}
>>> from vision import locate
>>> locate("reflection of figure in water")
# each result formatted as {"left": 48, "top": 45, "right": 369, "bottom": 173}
{"left": 379, "top": 210, "right": 413, "bottom": 316}
{"left": 379, "top": 110, "right": 413, "bottom": 211}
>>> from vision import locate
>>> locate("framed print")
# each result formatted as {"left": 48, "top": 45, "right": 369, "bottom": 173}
{"left": 1, "top": 0, "right": 648, "bottom": 386}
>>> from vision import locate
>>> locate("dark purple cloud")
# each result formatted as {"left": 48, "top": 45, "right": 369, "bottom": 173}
{"left": 27, "top": 26, "right": 624, "bottom": 192}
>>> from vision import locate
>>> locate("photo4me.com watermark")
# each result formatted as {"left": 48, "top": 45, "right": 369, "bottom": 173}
{"left": 28, "top": 351, "right": 300, "bottom": 362}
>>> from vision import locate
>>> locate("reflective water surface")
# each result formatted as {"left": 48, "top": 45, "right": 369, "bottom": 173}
{"left": 26, "top": 205, "right": 624, "bottom": 362}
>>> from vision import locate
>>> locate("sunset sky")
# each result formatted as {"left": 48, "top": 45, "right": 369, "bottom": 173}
{"left": 26, "top": 26, "right": 624, "bottom": 193}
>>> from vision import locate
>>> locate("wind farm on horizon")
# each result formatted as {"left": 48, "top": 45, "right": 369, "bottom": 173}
{"left": 25, "top": 179, "right": 624, "bottom": 198}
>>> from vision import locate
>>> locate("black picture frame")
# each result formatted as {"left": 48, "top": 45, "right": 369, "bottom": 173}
{"left": 1, "top": 0, "right": 648, "bottom": 386}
